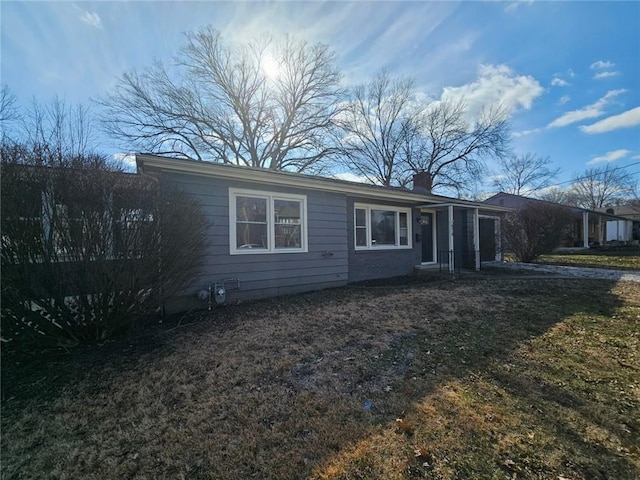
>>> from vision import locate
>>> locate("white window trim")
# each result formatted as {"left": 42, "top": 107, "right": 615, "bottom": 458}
{"left": 229, "top": 188, "right": 308, "bottom": 255}
{"left": 354, "top": 203, "right": 413, "bottom": 250}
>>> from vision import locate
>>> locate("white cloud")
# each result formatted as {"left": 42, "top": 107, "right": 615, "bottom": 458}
{"left": 580, "top": 106, "right": 640, "bottom": 134}
{"left": 632, "top": 154, "right": 640, "bottom": 160}
{"left": 80, "top": 11, "right": 102, "bottom": 28}
{"left": 590, "top": 60, "right": 615, "bottom": 69}
{"left": 593, "top": 71, "right": 619, "bottom": 80}
{"left": 512, "top": 127, "right": 543, "bottom": 138}
{"left": 551, "top": 76, "right": 570, "bottom": 87}
{"left": 548, "top": 89, "right": 626, "bottom": 128}
{"left": 441, "top": 64, "right": 544, "bottom": 119}
{"left": 587, "top": 149, "right": 630, "bottom": 165}
{"left": 558, "top": 95, "right": 570, "bottom": 105}
{"left": 505, "top": 0, "right": 535, "bottom": 13}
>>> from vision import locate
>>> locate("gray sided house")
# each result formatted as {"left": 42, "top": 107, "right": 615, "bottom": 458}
{"left": 136, "top": 155, "right": 508, "bottom": 310}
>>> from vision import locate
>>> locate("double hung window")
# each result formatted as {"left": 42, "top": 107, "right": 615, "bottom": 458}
{"left": 230, "top": 189, "right": 307, "bottom": 254}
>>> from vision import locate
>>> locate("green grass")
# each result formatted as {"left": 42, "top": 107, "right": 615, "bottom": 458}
{"left": 536, "top": 251, "right": 640, "bottom": 270}
{"left": 2, "top": 276, "right": 639, "bottom": 479}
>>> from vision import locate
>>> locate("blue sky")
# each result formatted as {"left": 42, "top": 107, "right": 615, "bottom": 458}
{"left": 2, "top": 1, "right": 639, "bottom": 191}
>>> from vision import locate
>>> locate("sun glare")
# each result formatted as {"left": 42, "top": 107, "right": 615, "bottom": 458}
{"left": 261, "top": 54, "right": 280, "bottom": 80}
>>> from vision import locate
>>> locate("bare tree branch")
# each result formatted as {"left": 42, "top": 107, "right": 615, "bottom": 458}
{"left": 405, "top": 101, "right": 510, "bottom": 195}
{"left": 335, "top": 70, "right": 418, "bottom": 186}
{"left": 567, "top": 164, "right": 637, "bottom": 209}
{"left": 98, "top": 27, "right": 343, "bottom": 173}
{"left": 492, "top": 153, "right": 561, "bottom": 196}
{"left": 336, "top": 73, "right": 510, "bottom": 194}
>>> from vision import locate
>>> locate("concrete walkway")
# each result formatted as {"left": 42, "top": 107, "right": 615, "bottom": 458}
{"left": 484, "top": 261, "right": 640, "bottom": 283}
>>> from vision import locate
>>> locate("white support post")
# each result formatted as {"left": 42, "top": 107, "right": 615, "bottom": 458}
{"left": 495, "top": 217, "right": 502, "bottom": 261}
{"left": 448, "top": 205, "right": 454, "bottom": 273}
{"left": 582, "top": 211, "right": 589, "bottom": 248}
{"left": 473, "top": 208, "right": 480, "bottom": 271}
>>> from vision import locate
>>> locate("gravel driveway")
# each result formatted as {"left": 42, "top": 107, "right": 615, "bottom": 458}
{"left": 486, "top": 261, "right": 640, "bottom": 283}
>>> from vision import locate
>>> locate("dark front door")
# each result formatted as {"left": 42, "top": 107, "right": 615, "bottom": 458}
{"left": 421, "top": 213, "right": 434, "bottom": 262}
{"left": 479, "top": 218, "right": 496, "bottom": 262}
{"left": 454, "top": 209, "right": 471, "bottom": 268}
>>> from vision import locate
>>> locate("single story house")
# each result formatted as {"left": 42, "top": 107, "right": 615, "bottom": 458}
{"left": 484, "top": 192, "right": 630, "bottom": 248}
{"left": 137, "top": 154, "right": 509, "bottom": 310}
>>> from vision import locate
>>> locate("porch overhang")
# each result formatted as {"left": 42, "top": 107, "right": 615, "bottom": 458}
{"left": 417, "top": 202, "right": 511, "bottom": 213}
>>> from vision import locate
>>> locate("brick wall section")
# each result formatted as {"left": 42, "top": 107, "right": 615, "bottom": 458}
{"left": 346, "top": 197, "right": 422, "bottom": 283}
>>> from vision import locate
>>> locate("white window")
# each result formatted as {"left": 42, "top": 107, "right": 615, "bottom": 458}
{"left": 229, "top": 189, "right": 307, "bottom": 254}
{"left": 354, "top": 204, "right": 412, "bottom": 250}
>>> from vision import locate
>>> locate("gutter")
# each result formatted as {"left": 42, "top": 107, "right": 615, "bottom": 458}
{"left": 136, "top": 154, "right": 499, "bottom": 210}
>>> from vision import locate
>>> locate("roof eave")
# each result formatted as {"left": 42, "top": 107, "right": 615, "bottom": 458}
{"left": 136, "top": 154, "right": 497, "bottom": 208}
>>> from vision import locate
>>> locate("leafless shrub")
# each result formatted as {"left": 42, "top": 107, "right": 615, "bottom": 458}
{"left": 1, "top": 143, "right": 208, "bottom": 348}
{"left": 502, "top": 202, "right": 572, "bottom": 262}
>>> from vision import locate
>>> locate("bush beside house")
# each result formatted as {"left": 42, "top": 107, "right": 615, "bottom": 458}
{"left": 0, "top": 144, "right": 208, "bottom": 349}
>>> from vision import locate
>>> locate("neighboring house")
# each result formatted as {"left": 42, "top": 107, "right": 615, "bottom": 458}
{"left": 484, "top": 192, "right": 630, "bottom": 248}
{"left": 136, "top": 154, "right": 509, "bottom": 310}
{"left": 595, "top": 205, "right": 640, "bottom": 242}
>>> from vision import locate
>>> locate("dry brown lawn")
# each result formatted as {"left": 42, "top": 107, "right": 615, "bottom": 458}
{"left": 2, "top": 275, "right": 639, "bottom": 479}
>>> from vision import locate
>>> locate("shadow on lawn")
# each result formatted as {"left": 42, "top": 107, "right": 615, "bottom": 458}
{"left": 1, "top": 276, "right": 638, "bottom": 479}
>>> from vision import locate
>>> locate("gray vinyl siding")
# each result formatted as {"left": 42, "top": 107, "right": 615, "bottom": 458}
{"left": 346, "top": 197, "right": 421, "bottom": 283}
{"left": 160, "top": 171, "right": 348, "bottom": 307}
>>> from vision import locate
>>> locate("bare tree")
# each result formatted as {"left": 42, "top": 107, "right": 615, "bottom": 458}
{"left": 335, "top": 70, "right": 417, "bottom": 186}
{"left": 492, "top": 153, "right": 560, "bottom": 196}
{"left": 21, "top": 96, "right": 99, "bottom": 164}
{"left": 536, "top": 186, "right": 569, "bottom": 204}
{"left": 567, "top": 164, "right": 637, "bottom": 209}
{"left": 1, "top": 85, "right": 18, "bottom": 124}
{"left": 99, "top": 27, "right": 343, "bottom": 173}
{"left": 336, "top": 73, "right": 510, "bottom": 193}
{"left": 404, "top": 100, "right": 510, "bottom": 195}
{"left": 1, "top": 85, "right": 19, "bottom": 142}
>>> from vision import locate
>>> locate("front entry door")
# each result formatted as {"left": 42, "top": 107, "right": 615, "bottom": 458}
{"left": 421, "top": 213, "right": 434, "bottom": 262}
{"left": 479, "top": 218, "right": 496, "bottom": 261}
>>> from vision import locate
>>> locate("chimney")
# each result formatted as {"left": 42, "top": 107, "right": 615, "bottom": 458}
{"left": 412, "top": 172, "right": 433, "bottom": 194}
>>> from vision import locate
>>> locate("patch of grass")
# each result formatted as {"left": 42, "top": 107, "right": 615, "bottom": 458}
{"left": 536, "top": 252, "right": 640, "bottom": 270}
{"left": 2, "top": 277, "right": 639, "bottom": 479}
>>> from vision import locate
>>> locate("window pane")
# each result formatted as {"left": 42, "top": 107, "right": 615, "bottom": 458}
{"left": 236, "top": 223, "right": 268, "bottom": 249}
{"left": 274, "top": 200, "right": 300, "bottom": 225}
{"left": 274, "top": 199, "right": 302, "bottom": 249}
{"left": 371, "top": 210, "right": 396, "bottom": 245}
{"left": 399, "top": 212, "right": 408, "bottom": 246}
{"left": 355, "top": 227, "right": 367, "bottom": 247}
{"left": 355, "top": 208, "right": 366, "bottom": 227}
{"left": 236, "top": 196, "right": 266, "bottom": 222}
{"left": 275, "top": 224, "right": 301, "bottom": 248}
